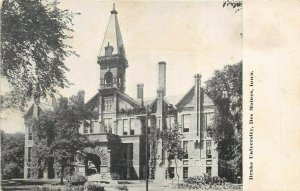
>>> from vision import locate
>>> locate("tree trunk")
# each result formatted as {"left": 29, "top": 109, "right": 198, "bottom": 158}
{"left": 174, "top": 156, "right": 180, "bottom": 186}
{"left": 60, "top": 166, "right": 64, "bottom": 185}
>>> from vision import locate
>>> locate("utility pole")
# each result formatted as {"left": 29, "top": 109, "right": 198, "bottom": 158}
{"left": 145, "top": 105, "right": 149, "bottom": 191}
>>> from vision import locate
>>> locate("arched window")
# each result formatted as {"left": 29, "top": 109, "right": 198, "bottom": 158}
{"left": 104, "top": 72, "right": 113, "bottom": 85}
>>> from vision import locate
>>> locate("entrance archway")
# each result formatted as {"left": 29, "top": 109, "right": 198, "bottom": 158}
{"left": 84, "top": 153, "right": 101, "bottom": 176}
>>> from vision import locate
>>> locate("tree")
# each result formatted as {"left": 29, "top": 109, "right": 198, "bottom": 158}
{"left": 29, "top": 91, "right": 95, "bottom": 184}
{"left": 161, "top": 123, "right": 185, "bottom": 184}
{"left": 1, "top": 130, "right": 25, "bottom": 179}
{"left": 1, "top": 0, "right": 79, "bottom": 110}
{"left": 205, "top": 61, "right": 242, "bottom": 177}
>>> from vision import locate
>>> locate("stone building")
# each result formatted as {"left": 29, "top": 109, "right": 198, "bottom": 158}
{"left": 24, "top": 5, "right": 218, "bottom": 181}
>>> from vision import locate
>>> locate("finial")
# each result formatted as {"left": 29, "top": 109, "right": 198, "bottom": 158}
{"left": 111, "top": 3, "right": 118, "bottom": 14}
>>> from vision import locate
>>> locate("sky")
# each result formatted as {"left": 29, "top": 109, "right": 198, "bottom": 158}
{"left": 1, "top": 0, "right": 242, "bottom": 133}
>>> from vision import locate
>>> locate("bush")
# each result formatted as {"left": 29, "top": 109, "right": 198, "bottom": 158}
{"left": 66, "top": 173, "right": 87, "bottom": 186}
{"left": 85, "top": 182, "right": 105, "bottom": 191}
{"left": 32, "top": 186, "right": 62, "bottom": 191}
{"left": 66, "top": 185, "right": 85, "bottom": 191}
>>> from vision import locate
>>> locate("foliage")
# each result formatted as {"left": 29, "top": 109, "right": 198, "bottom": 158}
{"left": 223, "top": 0, "right": 243, "bottom": 12}
{"left": 1, "top": 0, "right": 79, "bottom": 110}
{"left": 1, "top": 130, "right": 25, "bottom": 179}
{"left": 66, "top": 185, "right": 85, "bottom": 191}
{"left": 32, "top": 186, "right": 62, "bottom": 191}
{"left": 66, "top": 173, "right": 87, "bottom": 186}
{"left": 119, "top": 107, "right": 146, "bottom": 116}
{"left": 85, "top": 182, "right": 105, "bottom": 191}
{"left": 161, "top": 123, "right": 184, "bottom": 182}
{"left": 29, "top": 91, "right": 94, "bottom": 184}
{"left": 148, "top": 124, "right": 160, "bottom": 179}
{"left": 184, "top": 175, "right": 226, "bottom": 186}
{"left": 204, "top": 61, "right": 242, "bottom": 177}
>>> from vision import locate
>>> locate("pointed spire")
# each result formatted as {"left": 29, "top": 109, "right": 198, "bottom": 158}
{"left": 111, "top": 3, "right": 118, "bottom": 14}
{"left": 99, "top": 4, "right": 126, "bottom": 59}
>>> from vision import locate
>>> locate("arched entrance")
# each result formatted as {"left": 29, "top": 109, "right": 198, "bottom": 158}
{"left": 84, "top": 153, "right": 101, "bottom": 176}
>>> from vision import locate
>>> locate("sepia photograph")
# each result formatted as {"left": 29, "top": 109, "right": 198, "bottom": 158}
{"left": 1, "top": 0, "right": 243, "bottom": 190}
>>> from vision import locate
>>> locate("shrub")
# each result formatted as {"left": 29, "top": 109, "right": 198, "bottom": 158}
{"left": 66, "top": 185, "right": 85, "bottom": 191}
{"left": 66, "top": 173, "right": 87, "bottom": 186}
{"left": 85, "top": 182, "right": 105, "bottom": 191}
{"left": 32, "top": 186, "right": 62, "bottom": 191}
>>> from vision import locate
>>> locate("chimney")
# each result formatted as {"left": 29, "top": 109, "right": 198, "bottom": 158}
{"left": 194, "top": 73, "right": 202, "bottom": 136}
{"left": 137, "top": 83, "right": 144, "bottom": 106}
{"left": 158, "top": 61, "right": 166, "bottom": 96}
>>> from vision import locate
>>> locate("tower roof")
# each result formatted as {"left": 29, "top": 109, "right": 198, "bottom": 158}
{"left": 99, "top": 4, "right": 126, "bottom": 59}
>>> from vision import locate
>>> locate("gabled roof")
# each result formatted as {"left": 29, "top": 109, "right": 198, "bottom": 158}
{"left": 176, "top": 86, "right": 195, "bottom": 108}
{"left": 85, "top": 89, "right": 141, "bottom": 110}
{"left": 116, "top": 91, "right": 140, "bottom": 108}
{"left": 24, "top": 96, "right": 57, "bottom": 119}
{"left": 175, "top": 85, "right": 215, "bottom": 108}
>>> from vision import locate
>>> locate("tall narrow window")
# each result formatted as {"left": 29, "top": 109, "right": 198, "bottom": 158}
{"left": 103, "top": 97, "right": 113, "bottom": 111}
{"left": 158, "top": 117, "right": 161, "bottom": 131}
{"left": 170, "top": 116, "right": 175, "bottom": 128}
{"left": 104, "top": 119, "right": 113, "bottom": 133}
{"left": 130, "top": 119, "right": 135, "bottom": 135}
{"left": 182, "top": 114, "right": 190, "bottom": 132}
{"left": 204, "top": 113, "right": 214, "bottom": 133}
{"left": 83, "top": 121, "right": 89, "bottom": 134}
{"left": 183, "top": 141, "right": 188, "bottom": 159}
{"left": 206, "top": 167, "right": 212, "bottom": 177}
{"left": 90, "top": 121, "right": 94, "bottom": 133}
{"left": 206, "top": 140, "right": 212, "bottom": 159}
{"left": 117, "top": 120, "right": 123, "bottom": 135}
{"left": 123, "top": 119, "right": 129, "bottom": 135}
{"left": 183, "top": 167, "right": 188, "bottom": 179}
{"left": 28, "top": 126, "right": 32, "bottom": 140}
{"left": 28, "top": 147, "right": 32, "bottom": 162}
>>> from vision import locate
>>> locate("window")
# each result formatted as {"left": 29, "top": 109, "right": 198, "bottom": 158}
{"left": 123, "top": 119, "right": 129, "bottom": 135}
{"left": 170, "top": 116, "right": 175, "bottom": 128}
{"left": 183, "top": 141, "right": 188, "bottom": 159}
{"left": 206, "top": 160, "right": 212, "bottom": 165}
{"left": 183, "top": 167, "right": 188, "bottom": 179}
{"left": 167, "top": 116, "right": 175, "bottom": 128}
{"left": 182, "top": 114, "right": 190, "bottom": 132}
{"left": 104, "top": 72, "right": 113, "bottom": 86}
{"left": 103, "top": 97, "right": 113, "bottom": 111}
{"left": 194, "top": 140, "right": 201, "bottom": 149}
{"left": 206, "top": 167, "right": 212, "bottom": 177}
{"left": 83, "top": 121, "right": 89, "bottom": 134}
{"left": 130, "top": 119, "right": 135, "bottom": 135}
{"left": 206, "top": 140, "right": 212, "bottom": 158}
{"left": 158, "top": 117, "right": 161, "bottom": 131}
{"left": 28, "top": 147, "right": 32, "bottom": 162}
{"left": 28, "top": 126, "right": 32, "bottom": 140}
{"left": 90, "top": 121, "right": 94, "bottom": 133}
{"left": 104, "top": 119, "right": 113, "bottom": 133}
{"left": 113, "top": 121, "right": 118, "bottom": 135}
{"left": 117, "top": 120, "right": 123, "bottom": 135}
{"left": 168, "top": 167, "right": 175, "bottom": 179}
{"left": 204, "top": 113, "right": 214, "bottom": 132}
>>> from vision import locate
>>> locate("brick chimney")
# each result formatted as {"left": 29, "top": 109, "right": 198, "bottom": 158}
{"left": 158, "top": 61, "right": 166, "bottom": 96}
{"left": 137, "top": 83, "right": 144, "bottom": 106}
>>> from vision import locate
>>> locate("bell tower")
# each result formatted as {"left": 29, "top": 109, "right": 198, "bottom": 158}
{"left": 98, "top": 4, "right": 128, "bottom": 92}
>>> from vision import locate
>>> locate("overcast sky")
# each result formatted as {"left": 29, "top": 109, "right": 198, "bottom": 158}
{"left": 1, "top": 0, "right": 242, "bottom": 133}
